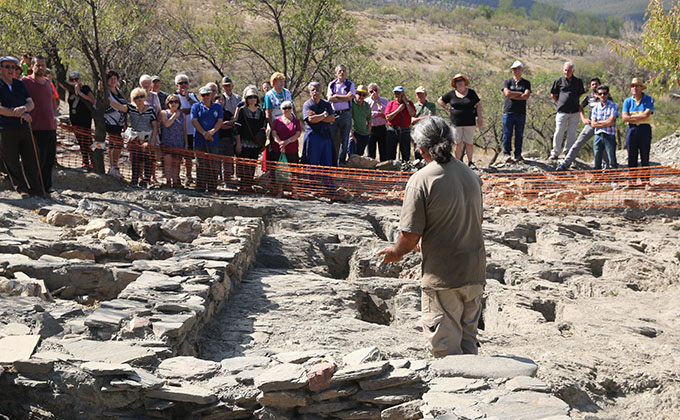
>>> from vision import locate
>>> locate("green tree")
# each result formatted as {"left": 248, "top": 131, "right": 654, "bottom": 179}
{"left": 232, "top": 0, "right": 367, "bottom": 99}
{"left": 613, "top": 0, "right": 680, "bottom": 87}
{"left": 0, "top": 0, "right": 168, "bottom": 143}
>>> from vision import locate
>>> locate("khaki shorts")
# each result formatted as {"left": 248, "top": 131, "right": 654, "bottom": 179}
{"left": 454, "top": 126, "right": 475, "bottom": 145}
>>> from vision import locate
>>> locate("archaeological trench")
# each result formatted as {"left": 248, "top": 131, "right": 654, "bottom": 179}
{"left": 0, "top": 169, "right": 679, "bottom": 420}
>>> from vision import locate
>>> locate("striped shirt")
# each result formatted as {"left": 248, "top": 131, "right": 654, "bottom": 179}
{"left": 591, "top": 99, "right": 618, "bottom": 136}
{"left": 127, "top": 103, "right": 157, "bottom": 133}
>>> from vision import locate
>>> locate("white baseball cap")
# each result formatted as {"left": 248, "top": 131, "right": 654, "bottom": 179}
{"left": 511, "top": 60, "right": 524, "bottom": 69}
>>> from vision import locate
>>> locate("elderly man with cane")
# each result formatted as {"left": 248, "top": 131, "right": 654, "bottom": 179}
{"left": 378, "top": 116, "right": 485, "bottom": 357}
{"left": 0, "top": 56, "right": 45, "bottom": 198}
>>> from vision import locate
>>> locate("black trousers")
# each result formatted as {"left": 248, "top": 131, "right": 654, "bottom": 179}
{"left": 368, "top": 124, "right": 387, "bottom": 161}
{"left": 33, "top": 130, "right": 57, "bottom": 192}
{"left": 0, "top": 127, "right": 44, "bottom": 195}
{"left": 385, "top": 126, "right": 411, "bottom": 161}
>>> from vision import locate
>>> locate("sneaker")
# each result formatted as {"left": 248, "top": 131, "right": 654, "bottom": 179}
{"left": 468, "top": 161, "right": 478, "bottom": 169}
{"left": 514, "top": 155, "right": 524, "bottom": 162}
{"left": 505, "top": 155, "right": 514, "bottom": 163}
{"left": 556, "top": 164, "right": 567, "bottom": 171}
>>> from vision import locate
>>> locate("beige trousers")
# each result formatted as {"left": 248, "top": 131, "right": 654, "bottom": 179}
{"left": 421, "top": 284, "right": 484, "bottom": 358}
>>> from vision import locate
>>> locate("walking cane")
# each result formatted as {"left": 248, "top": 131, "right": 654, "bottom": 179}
{"left": 27, "top": 121, "right": 47, "bottom": 196}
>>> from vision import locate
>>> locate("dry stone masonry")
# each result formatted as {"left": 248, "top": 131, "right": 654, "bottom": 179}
{"left": 1, "top": 169, "right": 679, "bottom": 419}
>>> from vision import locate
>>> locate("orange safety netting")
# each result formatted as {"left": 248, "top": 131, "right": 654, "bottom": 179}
{"left": 57, "top": 123, "right": 680, "bottom": 208}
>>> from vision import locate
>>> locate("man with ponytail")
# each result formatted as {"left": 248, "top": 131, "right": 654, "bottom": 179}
{"left": 378, "top": 116, "right": 486, "bottom": 357}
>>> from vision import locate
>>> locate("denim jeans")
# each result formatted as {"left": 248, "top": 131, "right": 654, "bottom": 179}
{"left": 330, "top": 110, "right": 352, "bottom": 164}
{"left": 502, "top": 113, "right": 526, "bottom": 157}
{"left": 593, "top": 133, "right": 617, "bottom": 170}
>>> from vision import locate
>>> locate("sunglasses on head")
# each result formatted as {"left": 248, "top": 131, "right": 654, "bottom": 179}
{"left": 177, "top": 81, "right": 188, "bottom": 85}
{"left": 133, "top": 95, "right": 146, "bottom": 100}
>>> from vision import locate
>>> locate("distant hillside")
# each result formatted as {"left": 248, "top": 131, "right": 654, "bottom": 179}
{"left": 350, "top": 0, "right": 659, "bottom": 20}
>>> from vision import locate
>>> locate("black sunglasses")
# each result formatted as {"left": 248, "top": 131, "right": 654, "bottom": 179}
{"left": 454, "top": 78, "right": 465, "bottom": 83}
{"left": 358, "top": 93, "right": 367, "bottom": 97}
{"left": 281, "top": 106, "right": 292, "bottom": 110}
{"left": 177, "top": 81, "right": 188, "bottom": 85}
{"left": 369, "top": 89, "right": 376, "bottom": 93}
{"left": 1, "top": 65, "right": 16, "bottom": 69}
{"left": 168, "top": 100, "right": 180, "bottom": 104}
{"left": 246, "top": 95, "right": 258, "bottom": 99}
{"left": 133, "top": 95, "right": 146, "bottom": 100}
{"left": 200, "top": 93, "right": 211, "bottom": 97}
{"left": 69, "top": 78, "right": 79, "bottom": 82}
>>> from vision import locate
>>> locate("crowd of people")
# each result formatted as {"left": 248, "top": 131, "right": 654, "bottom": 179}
{"left": 0, "top": 55, "right": 657, "bottom": 198}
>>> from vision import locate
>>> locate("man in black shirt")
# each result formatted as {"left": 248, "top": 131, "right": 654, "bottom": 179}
{"left": 502, "top": 61, "right": 531, "bottom": 163}
{"left": 550, "top": 61, "right": 585, "bottom": 160}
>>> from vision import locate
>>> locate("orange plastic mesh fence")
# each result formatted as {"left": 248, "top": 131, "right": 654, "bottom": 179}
{"left": 58, "top": 123, "right": 680, "bottom": 208}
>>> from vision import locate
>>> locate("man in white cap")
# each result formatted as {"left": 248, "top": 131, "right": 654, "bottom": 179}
{"left": 501, "top": 60, "right": 531, "bottom": 163}
{"left": 412, "top": 86, "right": 436, "bottom": 125}
{"left": 151, "top": 75, "right": 169, "bottom": 110}
{"left": 0, "top": 56, "right": 44, "bottom": 198}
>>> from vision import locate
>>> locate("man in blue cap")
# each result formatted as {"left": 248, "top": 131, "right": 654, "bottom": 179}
{"left": 0, "top": 56, "right": 44, "bottom": 198}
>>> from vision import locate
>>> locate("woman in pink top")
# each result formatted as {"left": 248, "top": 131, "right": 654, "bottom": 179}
{"left": 366, "top": 83, "right": 389, "bottom": 161}
{"left": 270, "top": 100, "right": 301, "bottom": 196}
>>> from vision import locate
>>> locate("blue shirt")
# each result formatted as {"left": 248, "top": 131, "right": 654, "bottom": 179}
{"left": 590, "top": 99, "right": 618, "bottom": 136}
{"left": 191, "top": 102, "right": 223, "bottom": 147}
{"left": 303, "top": 98, "right": 335, "bottom": 139}
{"left": 0, "top": 78, "right": 31, "bottom": 129}
{"left": 622, "top": 94, "right": 654, "bottom": 125}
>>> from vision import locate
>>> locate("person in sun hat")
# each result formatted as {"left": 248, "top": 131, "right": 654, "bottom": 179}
{"left": 622, "top": 77, "right": 654, "bottom": 184}
{"left": 438, "top": 73, "right": 483, "bottom": 169}
{"left": 501, "top": 60, "right": 531, "bottom": 163}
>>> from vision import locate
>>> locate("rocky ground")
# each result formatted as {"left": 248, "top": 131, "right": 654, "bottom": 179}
{"left": 0, "top": 152, "right": 679, "bottom": 419}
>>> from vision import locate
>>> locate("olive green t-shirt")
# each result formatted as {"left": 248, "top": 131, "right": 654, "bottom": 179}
{"left": 351, "top": 99, "right": 371, "bottom": 136}
{"left": 400, "top": 159, "right": 485, "bottom": 289}
{"left": 415, "top": 100, "right": 436, "bottom": 118}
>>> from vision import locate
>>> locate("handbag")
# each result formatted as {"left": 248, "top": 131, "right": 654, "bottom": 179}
{"left": 276, "top": 153, "right": 291, "bottom": 184}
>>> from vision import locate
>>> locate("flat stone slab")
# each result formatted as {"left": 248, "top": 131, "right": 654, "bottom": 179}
{"left": 359, "top": 368, "right": 419, "bottom": 391}
{"left": 274, "top": 349, "right": 326, "bottom": 364}
{"left": 353, "top": 387, "right": 422, "bottom": 405}
{"left": 146, "top": 383, "right": 217, "bottom": 404}
{"left": 13, "top": 359, "right": 54, "bottom": 375}
{"left": 157, "top": 356, "right": 220, "bottom": 380}
{"left": 84, "top": 307, "right": 131, "bottom": 330}
{"left": 181, "top": 249, "right": 236, "bottom": 261}
{"left": 254, "top": 363, "right": 308, "bottom": 392}
{"left": 59, "top": 338, "right": 157, "bottom": 365}
{"left": 0, "top": 335, "right": 40, "bottom": 363}
{"left": 430, "top": 355, "right": 538, "bottom": 379}
{"left": 505, "top": 376, "right": 551, "bottom": 392}
{"left": 330, "top": 361, "right": 390, "bottom": 384}
{"left": 343, "top": 346, "right": 381, "bottom": 366}
{"left": 81, "top": 361, "right": 136, "bottom": 376}
{"left": 485, "top": 391, "right": 570, "bottom": 419}
{"left": 221, "top": 356, "right": 271, "bottom": 373}
{"left": 381, "top": 400, "right": 425, "bottom": 420}
{"left": 428, "top": 377, "right": 487, "bottom": 393}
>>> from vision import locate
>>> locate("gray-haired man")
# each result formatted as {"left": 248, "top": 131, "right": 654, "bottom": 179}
{"left": 378, "top": 116, "right": 486, "bottom": 357}
{"left": 550, "top": 61, "right": 585, "bottom": 160}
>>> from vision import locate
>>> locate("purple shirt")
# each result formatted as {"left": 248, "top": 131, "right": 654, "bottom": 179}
{"left": 366, "top": 96, "right": 388, "bottom": 127}
{"left": 326, "top": 78, "right": 355, "bottom": 112}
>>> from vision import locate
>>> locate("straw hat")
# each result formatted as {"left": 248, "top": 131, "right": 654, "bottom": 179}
{"left": 629, "top": 77, "right": 646, "bottom": 89}
{"left": 450, "top": 74, "right": 470, "bottom": 87}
